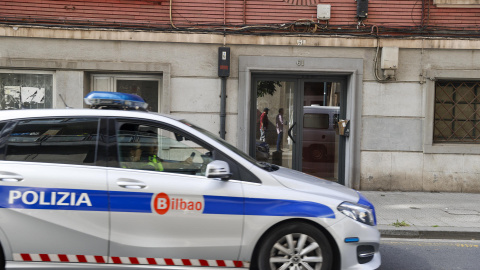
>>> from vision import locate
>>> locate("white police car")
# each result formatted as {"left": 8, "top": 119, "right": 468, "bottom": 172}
{"left": 0, "top": 92, "right": 380, "bottom": 270}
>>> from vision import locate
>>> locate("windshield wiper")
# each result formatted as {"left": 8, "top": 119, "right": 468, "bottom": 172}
{"left": 259, "top": 162, "right": 279, "bottom": 172}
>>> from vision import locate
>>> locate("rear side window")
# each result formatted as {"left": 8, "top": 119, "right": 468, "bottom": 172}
{"left": 5, "top": 118, "right": 99, "bottom": 165}
{"left": 304, "top": 113, "right": 329, "bottom": 129}
{"left": 0, "top": 122, "right": 6, "bottom": 134}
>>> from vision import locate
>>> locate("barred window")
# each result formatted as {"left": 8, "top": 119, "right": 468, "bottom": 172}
{"left": 0, "top": 72, "right": 53, "bottom": 110}
{"left": 434, "top": 81, "right": 480, "bottom": 143}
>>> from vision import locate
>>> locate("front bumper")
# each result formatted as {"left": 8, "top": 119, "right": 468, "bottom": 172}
{"left": 326, "top": 216, "right": 381, "bottom": 270}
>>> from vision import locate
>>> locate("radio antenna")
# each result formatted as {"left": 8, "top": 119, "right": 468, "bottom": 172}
{"left": 59, "top": 94, "right": 72, "bottom": 109}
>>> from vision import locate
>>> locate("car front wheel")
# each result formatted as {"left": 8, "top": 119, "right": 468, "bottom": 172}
{"left": 257, "top": 222, "right": 332, "bottom": 270}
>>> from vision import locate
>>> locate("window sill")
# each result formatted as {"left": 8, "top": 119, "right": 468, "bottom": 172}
{"left": 424, "top": 143, "right": 480, "bottom": 154}
{"left": 434, "top": 0, "right": 480, "bottom": 8}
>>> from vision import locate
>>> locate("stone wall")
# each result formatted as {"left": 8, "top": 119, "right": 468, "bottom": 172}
{"left": 1, "top": 26, "right": 480, "bottom": 191}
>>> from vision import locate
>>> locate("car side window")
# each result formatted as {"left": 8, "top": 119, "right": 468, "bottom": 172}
{"left": 304, "top": 113, "right": 329, "bottom": 129}
{"left": 116, "top": 121, "right": 214, "bottom": 176}
{"left": 0, "top": 122, "right": 6, "bottom": 134}
{"left": 5, "top": 118, "right": 99, "bottom": 165}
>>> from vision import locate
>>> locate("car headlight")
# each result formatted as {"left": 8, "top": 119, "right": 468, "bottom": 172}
{"left": 337, "top": 202, "right": 375, "bottom": 226}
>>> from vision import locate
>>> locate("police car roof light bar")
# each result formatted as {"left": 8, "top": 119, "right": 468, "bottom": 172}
{"left": 84, "top": 91, "right": 148, "bottom": 111}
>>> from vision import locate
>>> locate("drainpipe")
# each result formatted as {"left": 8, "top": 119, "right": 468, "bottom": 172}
{"left": 218, "top": 47, "right": 231, "bottom": 139}
{"left": 220, "top": 77, "right": 227, "bottom": 139}
{"left": 243, "top": 0, "right": 246, "bottom": 25}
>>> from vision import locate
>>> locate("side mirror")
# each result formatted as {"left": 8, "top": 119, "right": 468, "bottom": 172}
{"left": 174, "top": 133, "right": 184, "bottom": 141}
{"left": 206, "top": 160, "right": 232, "bottom": 180}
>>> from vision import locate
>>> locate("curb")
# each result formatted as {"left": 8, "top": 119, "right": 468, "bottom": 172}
{"left": 378, "top": 225, "right": 480, "bottom": 240}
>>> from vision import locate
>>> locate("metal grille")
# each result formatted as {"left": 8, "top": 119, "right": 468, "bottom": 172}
{"left": 434, "top": 81, "right": 480, "bottom": 143}
{"left": 0, "top": 73, "right": 53, "bottom": 110}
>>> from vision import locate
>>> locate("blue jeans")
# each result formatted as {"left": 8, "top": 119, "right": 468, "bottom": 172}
{"left": 276, "top": 131, "right": 283, "bottom": 151}
{"left": 260, "top": 128, "right": 266, "bottom": 142}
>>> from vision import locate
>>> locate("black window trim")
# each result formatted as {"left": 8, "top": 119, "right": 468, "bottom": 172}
{"left": 0, "top": 116, "right": 102, "bottom": 167}
{"left": 0, "top": 121, "right": 16, "bottom": 160}
{"left": 108, "top": 117, "right": 261, "bottom": 183}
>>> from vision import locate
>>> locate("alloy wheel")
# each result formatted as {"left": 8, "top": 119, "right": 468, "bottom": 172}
{"left": 269, "top": 233, "right": 324, "bottom": 270}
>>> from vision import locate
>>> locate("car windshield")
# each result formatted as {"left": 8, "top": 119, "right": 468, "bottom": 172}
{"left": 181, "top": 120, "right": 279, "bottom": 172}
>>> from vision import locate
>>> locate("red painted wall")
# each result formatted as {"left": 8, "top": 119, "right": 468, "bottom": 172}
{"left": 0, "top": 1, "right": 478, "bottom": 33}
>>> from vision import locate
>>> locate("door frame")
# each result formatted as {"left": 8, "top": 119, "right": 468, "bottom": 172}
{"left": 250, "top": 75, "right": 348, "bottom": 184}
{"left": 238, "top": 56, "right": 363, "bottom": 189}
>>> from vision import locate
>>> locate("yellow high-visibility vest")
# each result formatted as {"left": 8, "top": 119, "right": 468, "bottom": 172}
{"left": 148, "top": 155, "right": 164, "bottom": 172}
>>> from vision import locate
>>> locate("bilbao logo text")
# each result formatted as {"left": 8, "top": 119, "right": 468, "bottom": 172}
{"left": 153, "top": 193, "right": 203, "bottom": 215}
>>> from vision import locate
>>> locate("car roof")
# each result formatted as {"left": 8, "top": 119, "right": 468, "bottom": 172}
{"left": 0, "top": 108, "right": 183, "bottom": 123}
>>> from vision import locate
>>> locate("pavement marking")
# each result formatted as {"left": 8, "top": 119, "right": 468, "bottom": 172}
{"left": 382, "top": 239, "right": 479, "bottom": 248}
{"left": 455, "top": 244, "right": 479, "bottom": 248}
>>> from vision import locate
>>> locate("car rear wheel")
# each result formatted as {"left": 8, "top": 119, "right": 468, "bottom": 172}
{"left": 0, "top": 242, "right": 5, "bottom": 270}
{"left": 257, "top": 222, "right": 332, "bottom": 270}
{"left": 310, "top": 145, "right": 326, "bottom": 161}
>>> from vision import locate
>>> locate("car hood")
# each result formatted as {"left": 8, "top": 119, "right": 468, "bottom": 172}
{"left": 270, "top": 167, "right": 359, "bottom": 203}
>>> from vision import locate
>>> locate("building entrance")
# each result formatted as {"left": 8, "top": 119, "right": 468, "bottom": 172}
{"left": 250, "top": 75, "right": 347, "bottom": 184}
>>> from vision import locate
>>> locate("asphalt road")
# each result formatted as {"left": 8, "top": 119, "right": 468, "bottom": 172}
{"left": 378, "top": 238, "right": 480, "bottom": 270}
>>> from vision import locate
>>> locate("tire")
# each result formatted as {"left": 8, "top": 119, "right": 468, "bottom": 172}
{"left": 309, "top": 145, "right": 327, "bottom": 162}
{"left": 0, "top": 242, "right": 5, "bottom": 270}
{"left": 257, "top": 222, "right": 332, "bottom": 270}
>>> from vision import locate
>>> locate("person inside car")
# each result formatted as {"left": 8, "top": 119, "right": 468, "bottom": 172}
{"left": 141, "top": 144, "right": 164, "bottom": 172}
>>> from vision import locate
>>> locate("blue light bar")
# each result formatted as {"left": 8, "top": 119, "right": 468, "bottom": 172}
{"left": 84, "top": 91, "right": 148, "bottom": 110}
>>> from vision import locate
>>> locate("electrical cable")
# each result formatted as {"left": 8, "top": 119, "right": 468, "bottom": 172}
{"left": 373, "top": 38, "right": 390, "bottom": 83}
{"left": 2, "top": 15, "right": 480, "bottom": 39}
{"left": 169, "top": 0, "right": 177, "bottom": 29}
{"left": 423, "top": 0, "right": 431, "bottom": 30}
{"left": 421, "top": 0, "right": 425, "bottom": 28}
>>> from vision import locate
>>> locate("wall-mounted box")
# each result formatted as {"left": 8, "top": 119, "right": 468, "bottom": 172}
{"left": 218, "top": 47, "right": 230, "bottom": 77}
{"left": 317, "top": 4, "right": 331, "bottom": 20}
{"left": 356, "top": 0, "right": 368, "bottom": 18}
{"left": 381, "top": 47, "right": 399, "bottom": 70}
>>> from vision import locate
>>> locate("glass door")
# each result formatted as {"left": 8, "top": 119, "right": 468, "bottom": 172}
{"left": 251, "top": 75, "right": 347, "bottom": 184}
{"left": 252, "top": 79, "right": 297, "bottom": 171}
{"left": 300, "top": 80, "right": 344, "bottom": 182}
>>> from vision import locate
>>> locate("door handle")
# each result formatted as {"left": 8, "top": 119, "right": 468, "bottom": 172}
{"left": 0, "top": 172, "right": 23, "bottom": 182}
{"left": 116, "top": 179, "right": 147, "bottom": 189}
{"left": 288, "top": 122, "right": 297, "bottom": 143}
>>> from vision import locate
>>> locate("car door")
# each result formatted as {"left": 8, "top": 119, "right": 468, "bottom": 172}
{"left": 107, "top": 119, "right": 245, "bottom": 265}
{"left": 0, "top": 117, "right": 109, "bottom": 264}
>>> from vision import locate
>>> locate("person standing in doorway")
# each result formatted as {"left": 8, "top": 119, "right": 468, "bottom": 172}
{"left": 276, "top": 108, "right": 284, "bottom": 152}
{"left": 259, "top": 108, "right": 269, "bottom": 142}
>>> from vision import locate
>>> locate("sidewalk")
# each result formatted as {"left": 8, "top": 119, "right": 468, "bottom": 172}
{"left": 361, "top": 191, "right": 480, "bottom": 240}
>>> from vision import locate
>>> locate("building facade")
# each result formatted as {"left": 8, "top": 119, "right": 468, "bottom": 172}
{"left": 1, "top": 0, "right": 480, "bottom": 192}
